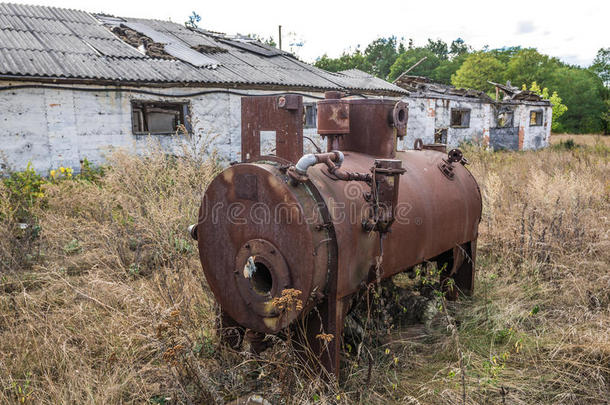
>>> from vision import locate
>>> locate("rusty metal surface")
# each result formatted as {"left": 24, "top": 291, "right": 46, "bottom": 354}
{"left": 306, "top": 149, "right": 481, "bottom": 300}
{"left": 241, "top": 95, "right": 304, "bottom": 163}
{"left": 318, "top": 98, "right": 401, "bottom": 158}
{"left": 316, "top": 99, "right": 350, "bottom": 135}
{"left": 197, "top": 163, "right": 332, "bottom": 334}
{"left": 196, "top": 95, "right": 482, "bottom": 377}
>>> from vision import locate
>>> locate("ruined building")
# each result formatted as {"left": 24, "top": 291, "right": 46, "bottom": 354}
{"left": 0, "top": 3, "right": 405, "bottom": 173}
{"left": 395, "top": 76, "right": 552, "bottom": 151}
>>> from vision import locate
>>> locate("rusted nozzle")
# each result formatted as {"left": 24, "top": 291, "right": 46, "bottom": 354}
{"left": 188, "top": 224, "right": 198, "bottom": 241}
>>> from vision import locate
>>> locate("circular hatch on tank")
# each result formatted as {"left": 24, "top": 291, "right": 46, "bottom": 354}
{"left": 196, "top": 163, "right": 331, "bottom": 334}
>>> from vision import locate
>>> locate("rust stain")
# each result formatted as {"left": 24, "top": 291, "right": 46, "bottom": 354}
{"left": 518, "top": 126, "right": 525, "bottom": 150}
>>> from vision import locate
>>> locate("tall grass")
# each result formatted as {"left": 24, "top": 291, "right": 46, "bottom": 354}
{"left": 0, "top": 139, "right": 608, "bottom": 404}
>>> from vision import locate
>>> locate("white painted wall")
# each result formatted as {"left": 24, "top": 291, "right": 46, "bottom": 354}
{"left": 0, "top": 81, "right": 324, "bottom": 174}
{"left": 514, "top": 104, "right": 552, "bottom": 150}
{"left": 398, "top": 95, "right": 551, "bottom": 152}
{"left": 0, "top": 81, "right": 552, "bottom": 175}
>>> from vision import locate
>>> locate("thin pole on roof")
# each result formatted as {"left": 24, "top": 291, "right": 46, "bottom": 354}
{"left": 278, "top": 25, "right": 282, "bottom": 50}
{"left": 392, "top": 56, "right": 427, "bottom": 83}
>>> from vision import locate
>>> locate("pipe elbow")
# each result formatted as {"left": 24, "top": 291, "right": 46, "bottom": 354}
{"left": 295, "top": 153, "right": 318, "bottom": 175}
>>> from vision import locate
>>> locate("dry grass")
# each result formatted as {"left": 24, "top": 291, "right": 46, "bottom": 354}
{"left": 551, "top": 133, "right": 610, "bottom": 147}
{"left": 0, "top": 139, "right": 608, "bottom": 404}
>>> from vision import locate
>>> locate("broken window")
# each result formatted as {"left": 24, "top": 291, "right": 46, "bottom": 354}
{"left": 497, "top": 111, "right": 514, "bottom": 127}
{"left": 529, "top": 110, "right": 543, "bottom": 126}
{"left": 304, "top": 103, "right": 317, "bottom": 129}
{"left": 260, "top": 130, "right": 277, "bottom": 156}
{"left": 434, "top": 128, "right": 448, "bottom": 143}
{"left": 450, "top": 108, "right": 471, "bottom": 128}
{"left": 131, "top": 101, "right": 189, "bottom": 135}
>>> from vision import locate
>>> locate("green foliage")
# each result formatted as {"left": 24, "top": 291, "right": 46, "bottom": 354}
{"left": 432, "top": 53, "right": 469, "bottom": 85}
{"left": 590, "top": 47, "right": 610, "bottom": 87}
{"left": 2, "top": 162, "right": 46, "bottom": 221}
{"left": 424, "top": 38, "right": 449, "bottom": 60}
{"left": 547, "top": 67, "right": 606, "bottom": 133}
{"left": 504, "top": 48, "right": 561, "bottom": 88}
{"left": 449, "top": 38, "right": 470, "bottom": 57}
{"left": 388, "top": 48, "right": 440, "bottom": 81}
{"left": 315, "top": 36, "right": 405, "bottom": 79}
{"left": 451, "top": 51, "right": 505, "bottom": 93}
{"left": 63, "top": 239, "right": 82, "bottom": 255}
{"left": 602, "top": 99, "right": 610, "bottom": 134}
{"left": 314, "top": 49, "right": 371, "bottom": 73}
{"left": 363, "top": 36, "right": 403, "bottom": 79}
{"left": 488, "top": 46, "right": 523, "bottom": 64}
{"left": 78, "top": 158, "right": 105, "bottom": 184}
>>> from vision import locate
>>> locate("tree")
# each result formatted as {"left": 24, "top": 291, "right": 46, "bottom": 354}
{"left": 432, "top": 53, "right": 468, "bottom": 85}
{"left": 314, "top": 49, "right": 371, "bottom": 74}
{"left": 547, "top": 67, "right": 606, "bottom": 133}
{"left": 489, "top": 46, "right": 522, "bottom": 65}
{"left": 425, "top": 39, "right": 449, "bottom": 60}
{"left": 388, "top": 48, "right": 440, "bottom": 81}
{"left": 504, "top": 48, "right": 561, "bottom": 89}
{"left": 363, "top": 36, "right": 403, "bottom": 79}
{"left": 184, "top": 11, "right": 201, "bottom": 29}
{"left": 590, "top": 47, "right": 610, "bottom": 88}
{"left": 451, "top": 52, "right": 505, "bottom": 93}
{"left": 449, "top": 38, "right": 470, "bottom": 57}
{"left": 314, "top": 36, "right": 403, "bottom": 79}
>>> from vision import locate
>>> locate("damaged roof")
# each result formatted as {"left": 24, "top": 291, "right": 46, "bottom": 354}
{"left": 0, "top": 3, "right": 407, "bottom": 95}
{"left": 487, "top": 81, "right": 547, "bottom": 102}
{"left": 394, "top": 75, "right": 493, "bottom": 102}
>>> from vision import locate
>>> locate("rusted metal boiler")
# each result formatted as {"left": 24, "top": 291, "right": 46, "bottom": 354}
{"left": 190, "top": 92, "right": 482, "bottom": 376}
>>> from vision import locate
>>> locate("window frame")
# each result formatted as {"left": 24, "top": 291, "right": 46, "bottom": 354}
{"left": 497, "top": 111, "right": 514, "bottom": 128}
{"left": 131, "top": 100, "right": 191, "bottom": 135}
{"left": 303, "top": 102, "right": 317, "bottom": 129}
{"left": 450, "top": 108, "right": 471, "bottom": 128}
{"left": 529, "top": 109, "right": 543, "bottom": 127}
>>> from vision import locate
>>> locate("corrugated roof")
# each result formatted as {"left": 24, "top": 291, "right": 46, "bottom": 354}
{"left": 0, "top": 3, "right": 407, "bottom": 95}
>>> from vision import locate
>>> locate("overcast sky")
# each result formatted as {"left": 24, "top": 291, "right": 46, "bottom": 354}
{"left": 10, "top": 0, "right": 608, "bottom": 67}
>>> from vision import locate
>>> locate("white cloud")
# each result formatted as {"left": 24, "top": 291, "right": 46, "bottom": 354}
{"left": 516, "top": 21, "right": 536, "bottom": 35}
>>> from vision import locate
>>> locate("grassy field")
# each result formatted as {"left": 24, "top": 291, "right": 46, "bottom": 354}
{"left": 0, "top": 136, "right": 608, "bottom": 404}
{"left": 551, "top": 133, "right": 610, "bottom": 146}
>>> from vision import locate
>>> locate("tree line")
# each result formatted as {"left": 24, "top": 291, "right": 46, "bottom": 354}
{"left": 314, "top": 38, "right": 609, "bottom": 134}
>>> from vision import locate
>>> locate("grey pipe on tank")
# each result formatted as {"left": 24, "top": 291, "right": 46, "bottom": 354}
{"left": 294, "top": 151, "right": 344, "bottom": 175}
{"left": 294, "top": 154, "right": 318, "bottom": 175}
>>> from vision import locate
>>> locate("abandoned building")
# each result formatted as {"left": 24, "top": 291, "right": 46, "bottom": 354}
{"left": 0, "top": 3, "right": 407, "bottom": 173}
{"left": 395, "top": 76, "right": 552, "bottom": 151}
{"left": 0, "top": 3, "right": 551, "bottom": 174}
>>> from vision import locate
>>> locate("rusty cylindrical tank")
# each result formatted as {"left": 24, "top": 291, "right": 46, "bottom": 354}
{"left": 193, "top": 93, "right": 482, "bottom": 377}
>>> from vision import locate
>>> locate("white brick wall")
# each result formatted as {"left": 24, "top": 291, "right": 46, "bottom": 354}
{"left": 399, "top": 95, "right": 551, "bottom": 151}
{"left": 0, "top": 81, "right": 323, "bottom": 174}
{"left": 0, "top": 81, "right": 552, "bottom": 175}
